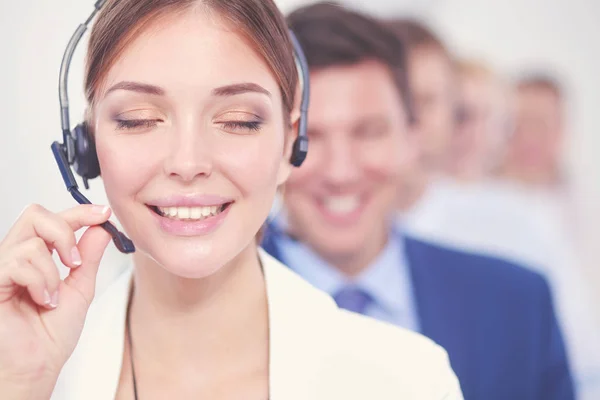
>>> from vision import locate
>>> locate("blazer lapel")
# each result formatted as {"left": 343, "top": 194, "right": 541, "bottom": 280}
{"left": 404, "top": 235, "right": 449, "bottom": 339}
{"left": 402, "top": 235, "right": 475, "bottom": 393}
{"left": 260, "top": 249, "right": 340, "bottom": 400}
{"left": 260, "top": 223, "right": 283, "bottom": 261}
{"left": 55, "top": 268, "right": 132, "bottom": 400}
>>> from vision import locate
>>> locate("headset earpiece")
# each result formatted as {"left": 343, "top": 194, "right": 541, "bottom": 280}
{"left": 290, "top": 135, "right": 309, "bottom": 167}
{"left": 288, "top": 30, "right": 310, "bottom": 168}
{"left": 72, "top": 122, "right": 101, "bottom": 188}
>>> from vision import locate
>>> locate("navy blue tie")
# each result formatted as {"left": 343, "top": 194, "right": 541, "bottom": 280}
{"left": 334, "top": 286, "right": 372, "bottom": 314}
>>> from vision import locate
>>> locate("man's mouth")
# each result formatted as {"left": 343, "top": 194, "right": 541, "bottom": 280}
{"left": 321, "top": 195, "right": 361, "bottom": 215}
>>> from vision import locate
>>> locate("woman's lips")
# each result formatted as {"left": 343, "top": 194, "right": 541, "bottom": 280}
{"left": 146, "top": 201, "right": 233, "bottom": 237}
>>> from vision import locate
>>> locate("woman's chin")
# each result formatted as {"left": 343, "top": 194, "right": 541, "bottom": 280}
{"left": 160, "top": 254, "right": 226, "bottom": 279}
{"left": 129, "top": 223, "right": 260, "bottom": 280}
{"left": 135, "top": 241, "right": 229, "bottom": 279}
{"left": 164, "top": 262, "right": 223, "bottom": 279}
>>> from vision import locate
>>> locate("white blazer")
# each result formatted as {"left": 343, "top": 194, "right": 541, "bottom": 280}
{"left": 51, "top": 249, "right": 463, "bottom": 399}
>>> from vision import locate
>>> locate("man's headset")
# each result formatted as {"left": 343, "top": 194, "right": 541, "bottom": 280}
{"left": 51, "top": 0, "right": 310, "bottom": 255}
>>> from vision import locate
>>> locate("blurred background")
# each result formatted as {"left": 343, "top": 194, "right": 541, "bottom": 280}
{"left": 0, "top": 0, "right": 598, "bottom": 397}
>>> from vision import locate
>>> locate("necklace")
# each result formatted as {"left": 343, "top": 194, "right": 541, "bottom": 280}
{"left": 125, "top": 287, "right": 270, "bottom": 400}
{"left": 126, "top": 288, "right": 139, "bottom": 400}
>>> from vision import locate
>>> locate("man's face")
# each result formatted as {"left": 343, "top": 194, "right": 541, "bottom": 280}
{"left": 408, "top": 46, "right": 456, "bottom": 168}
{"left": 282, "top": 61, "right": 416, "bottom": 262}
{"left": 452, "top": 71, "right": 508, "bottom": 176}
{"left": 508, "top": 85, "right": 564, "bottom": 175}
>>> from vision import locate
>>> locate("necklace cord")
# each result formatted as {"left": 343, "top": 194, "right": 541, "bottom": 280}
{"left": 126, "top": 285, "right": 139, "bottom": 400}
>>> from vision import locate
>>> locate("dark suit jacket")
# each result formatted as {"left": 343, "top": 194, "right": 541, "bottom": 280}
{"left": 261, "top": 226, "right": 575, "bottom": 400}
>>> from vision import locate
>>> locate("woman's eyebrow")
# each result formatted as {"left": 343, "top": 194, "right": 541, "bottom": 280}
{"left": 105, "top": 81, "right": 165, "bottom": 97}
{"left": 104, "top": 81, "right": 271, "bottom": 99}
{"left": 212, "top": 82, "right": 271, "bottom": 98}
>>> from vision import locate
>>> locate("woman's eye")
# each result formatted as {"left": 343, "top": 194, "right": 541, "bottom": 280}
{"left": 115, "top": 119, "right": 161, "bottom": 130}
{"left": 220, "top": 120, "right": 262, "bottom": 132}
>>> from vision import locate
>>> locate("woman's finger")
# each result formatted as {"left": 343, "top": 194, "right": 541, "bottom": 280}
{"left": 9, "top": 263, "right": 55, "bottom": 309}
{"left": 20, "top": 238, "right": 62, "bottom": 305}
{"left": 1, "top": 204, "right": 111, "bottom": 269}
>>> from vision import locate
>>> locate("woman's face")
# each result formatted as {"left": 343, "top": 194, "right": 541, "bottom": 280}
{"left": 93, "top": 10, "right": 292, "bottom": 278}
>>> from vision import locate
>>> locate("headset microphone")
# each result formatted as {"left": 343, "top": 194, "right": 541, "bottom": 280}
{"left": 51, "top": 0, "right": 309, "bottom": 255}
{"left": 51, "top": 141, "right": 135, "bottom": 253}
{"left": 52, "top": 0, "right": 134, "bottom": 254}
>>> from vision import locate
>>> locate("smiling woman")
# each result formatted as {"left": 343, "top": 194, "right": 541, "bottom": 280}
{"left": 0, "top": 1, "right": 462, "bottom": 399}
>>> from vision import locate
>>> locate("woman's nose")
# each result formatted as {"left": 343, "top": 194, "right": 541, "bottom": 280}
{"left": 163, "top": 123, "right": 214, "bottom": 182}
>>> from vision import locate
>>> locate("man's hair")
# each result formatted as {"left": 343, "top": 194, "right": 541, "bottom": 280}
{"left": 287, "top": 2, "right": 414, "bottom": 122}
{"left": 385, "top": 18, "right": 450, "bottom": 58}
{"left": 516, "top": 72, "right": 563, "bottom": 99}
{"left": 456, "top": 58, "right": 495, "bottom": 80}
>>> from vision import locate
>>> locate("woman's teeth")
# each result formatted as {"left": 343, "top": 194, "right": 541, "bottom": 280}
{"left": 157, "top": 205, "right": 223, "bottom": 220}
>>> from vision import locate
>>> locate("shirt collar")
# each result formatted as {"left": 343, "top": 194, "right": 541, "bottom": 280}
{"left": 354, "top": 236, "right": 411, "bottom": 316}
{"left": 271, "top": 214, "right": 413, "bottom": 317}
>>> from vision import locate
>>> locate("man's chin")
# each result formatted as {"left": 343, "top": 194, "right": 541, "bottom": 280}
{"left": 312, "top": 237, "right": 364, "bottom": 260}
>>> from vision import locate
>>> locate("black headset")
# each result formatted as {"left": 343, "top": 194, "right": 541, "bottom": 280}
{"left": 51, "top": 0, "right": 310, "bottom": 254}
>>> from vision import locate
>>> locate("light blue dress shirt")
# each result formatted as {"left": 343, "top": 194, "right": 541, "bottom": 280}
{"left": 274, "top": 226, "right": 421, "bottom": 333}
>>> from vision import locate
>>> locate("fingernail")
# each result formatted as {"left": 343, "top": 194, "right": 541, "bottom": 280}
{"left": 44, "top": 289, "right": 52, "bottom": 305}
{"left": 50, "top": 291, "right": 59, "bottom": 308}
{"left": 71, "top": 246, "right": 82, "bottom": 267}
{"left": 93, "top": 205, "right": 110, "bottom": 215}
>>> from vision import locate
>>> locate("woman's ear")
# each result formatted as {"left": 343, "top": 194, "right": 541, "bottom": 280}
{"left": 277, "top": 109, "right": 300, "bottom": 186}
{"left": 286, "top": 107, "right": 302, "bottom": 157}
{"left": 278, "top": 75, "right": 304, "bottom": 186}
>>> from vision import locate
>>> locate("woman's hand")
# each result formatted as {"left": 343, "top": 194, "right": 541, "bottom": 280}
{"left": 0, "top": 204, "right": 113, "bottom": 399}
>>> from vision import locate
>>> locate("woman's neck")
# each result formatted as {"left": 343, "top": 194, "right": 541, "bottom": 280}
{"left": 128, "top": 244, "right": 269, "bottom": 376}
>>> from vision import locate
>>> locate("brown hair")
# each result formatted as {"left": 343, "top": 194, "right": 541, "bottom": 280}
{"left": 287, "top": 2, "right": 414, "bottom": 123}
{"left": 85, "top": 0, "right": 298, "bottom": 119}
{"left": 385, "top": 18, "right": 450, "bottom": 58}
{"left": 516, "top": 72, "right": 563, "bottom": 99}
{"left": 456, "top": 58, "right": 495, "bottom": 80}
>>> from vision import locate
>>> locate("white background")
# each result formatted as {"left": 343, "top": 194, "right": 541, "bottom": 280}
{"left": 0, "top": 0, "right": 598, "bottom": 287}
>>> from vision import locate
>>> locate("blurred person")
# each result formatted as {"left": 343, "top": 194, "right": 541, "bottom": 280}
{"left": 449, "top": 59, "right": 513, "bottom": 182}
{"left": 501, "top": 73, "right": 600, "bottom": 399}
{"left": 499, "top": 74, "right": 566, "bottom": 187}
{"left": 262, "top": 3, "right": 575, "bottom": 399}
{"left": 0, "top": 0, "right": 466, "bottom": 399}
{"left": 384, "top": 19, "right": 519, "bottom": 254}
{"left": 492, "top": 75, "right": 576, "bottom": 263}
{"left": 389, "top": 18, "right": 456, "bottom": 171}
{"left": 384, "top": 18, "right": 457, "bottom": 210}
{"left": 429, "top": 66, "right": 600, "bottom": 400}
{"left": 389, "top": 24, "right": 600, "bottom": 396}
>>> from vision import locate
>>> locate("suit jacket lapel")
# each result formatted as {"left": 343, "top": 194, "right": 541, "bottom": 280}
{"left": 261, "top": 249, "right": 340, "bottom": 400}
{"left": 53, "top": 268, "right": 132, "bottom": 400}
{"left": 402, "top": 234, "right": 476, "bottom": 394}
{"left": 260, "top": 224, "right": 283, "bottom": 261}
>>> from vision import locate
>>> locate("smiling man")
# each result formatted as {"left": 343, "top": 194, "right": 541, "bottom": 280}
{"left": 261, "top": 3, "right": 575, "bottom": 400}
